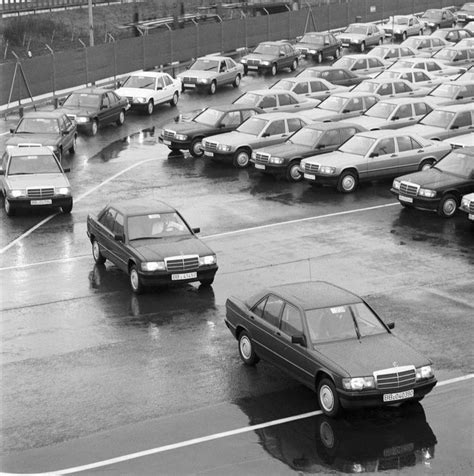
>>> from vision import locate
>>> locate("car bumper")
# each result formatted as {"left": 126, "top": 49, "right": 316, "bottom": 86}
{"left": 138, "top": 266, "right": 218, "bottom": 286}
{"left": 8, "top": 196, "right": 72, "bottom": 209}
{"left": 202, "top": 150, "right": 233, "bottom": 161}
{"left": 302, "top": 172, "right": 339, "bottom": 187}
{"left": 390, "top": 189, "right": 440, "bottom": 212}
{"left": 252, "top": 161, "right": 286, "bottom": 174}
{"left": 182, "top": 83, "right": 211, "bottom": 91}
{"left": 76, "top": 122, "right": 93, "bottom": 133}
{"left": 159, "top": 136, "right": 192, "bottom": 150}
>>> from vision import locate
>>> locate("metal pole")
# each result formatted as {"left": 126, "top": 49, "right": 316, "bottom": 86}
{"left": 88, "top": 0, "right": 94, "bottom": 47}
{"left": 78, "top": 38, "right": 89, "bottom": 85}
{"left": 45, "top": 44, "right": 56, "bottom": 103}
{"left": 263, "top": 8, "right": 270, "bottom": 40}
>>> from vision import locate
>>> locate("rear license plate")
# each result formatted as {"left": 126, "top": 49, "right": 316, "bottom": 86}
{"left": 383, "top": 389, "right": 414, "bottom": 402}
{"left": 304, "top": 173, "right": 315, "bottom": 180}
{"left": 31, "top": 199, "right": 52, "bottom": 205}
{"left": 163, "top": 140, "right": 171, "bottom": 145}
{"left": 469, "top": 214, "right": 474, "bottom": 220}
{"left": 171, "top": 272, "right": 197, "bottom": 281}
{"left": 204, "top": 151, "right": 213, "bottom": 157}
{"left": 185, "top": 84, "right": 196, "bottom": 88}
{"left": 255, "top": 163, "right": 265, "bottom": 170}
{"left": 399, "top": 195, "right": 413, "bottom": 203}
{"left": 248, "top": 65, "right": 258, "bottom": 70}
{"left": 342, "top": 43, "right": 349, "bottom": 47}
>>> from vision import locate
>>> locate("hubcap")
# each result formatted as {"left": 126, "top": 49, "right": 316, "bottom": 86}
{"left": 320, "top": 385, "right": 334, "bottom": 412}
{"left": 421, "top": 162, "right": 432, "bottom": 171}
{"left": 193, "top": 141, "right": 202, "bottom": 155}
{"left": 443, "top": 199, "right": 456, "bottom": 216}
{"left": 93, "top": 241, "right": 99, "bottom": 260}
{"left": 342, "top": 175, "right": 355, "bottom": 191}
{"left": 130, "top": 270, "right": 139, "bottom": 290}
{"left": 5, "top": 199, "right": 10, "bottom": 213}
{"left": 237, "top": 153, "right": 249, "bottom": 167}
{"left": 148, "top": 102, "right": 153, "bottom": 113}
{"left": 92, "top": 122, "right": 98, "bottom": 135}
{"left": 290, "top": 165, "right": 301, "bottom": 180}
{"left": 235, "top": 76, "right": 240, "bottom": 86}
{"left": 240, "top": 336, "right": 251, "bottom": 359}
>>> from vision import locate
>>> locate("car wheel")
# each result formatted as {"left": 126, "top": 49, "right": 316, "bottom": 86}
{"left": 170, "top": 92, "right": 179, "bottom": 107}
{"left": 337, "top": 170, "right": 358, "bottom": 193}
{"left": 419, "top": 29, "right": 423, "bottom": 35}
{"left": 379, "top": 37, "right": 383, "bottom": 45}
{"left": 317, "top": 378, "right": 341, "bottom": 417}
{"left": 451, "top": 22, "right": 456, "bottom": 28}
{"left": 316, "top": 52, "right": 323, "bottom": 64}
{"left": 402, "top": 31, "right": 407, "bottom": 41}
{"left": 190, "top": 137, "right": 204, "bottom": 158}
{"left": 334, "top": 47, "right": 341, "bottom": 59}
{"left": 92, "top": 239, "right": 106, "bottom": 264}
{"left": 116, "top": 110, "right": 125, "bottom": 126}
{"left": 4, "top": 198, "right": 15, "bottom": 216}
{"left": 200, "top": 277, "right": 214, "bottom": 286}
{"left": 233, "top": 149, "right": 250, "bottom": 168}
{"left": 233, "top": 74, "right": 241, "bottom": 88}
{"left": 437, "top": 194, "right": 458, "bottom": 218}
{"left": 270, "top": 63, "right": 277, "bottom": 76}
{"left": 90, "top": 119, "right": 98, "bottom": 136}
{"left": 243, "top": 65, "right": 248, "bottom": 75}
{"left": 69, "top": 134, "right": 77, "bottom": 154}
{"left": 238, "top": 331, "right": 260, "bottom": 366}
{"left": 146, "top": 99, "right": 154, "bottom": 115}
{"left": 419, "top": 159, "right": 434, "bottom": 171}
{"left": 61, "top": 199, "right": 73, "bottom": 214}
{"left": 56, "top": 147, "right": 63, "bottom": 163}
{"left": 129, "top": 265, "right": 144, "bottom": 294}
{"left": 359, "top": 41, "right": 366, "bottom": 52}
{"left": 286, "top": 162, "right": 303, "bottom": 182}
{"left": 290, "top": 58, "right": 298, "bottom": 71}
{"left": 208, "top": 81, "right": 217, "bottom": 95}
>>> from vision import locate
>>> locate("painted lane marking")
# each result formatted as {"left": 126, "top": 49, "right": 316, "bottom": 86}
{"left": 2, "top": 374, "right": 473, "bottom": 475}
{"left": 0, "top": 131, "right": 10, "bottom": 136}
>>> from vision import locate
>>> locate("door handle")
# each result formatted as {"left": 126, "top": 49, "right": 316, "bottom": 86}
{"left": 275, "top": 331, "right": 281, "bottom": 337}
{"left": 391, "top": 154, "right": 398, "bottom": 157}
{"left": 417, "top": 149, "right": 424, "bottom": 153}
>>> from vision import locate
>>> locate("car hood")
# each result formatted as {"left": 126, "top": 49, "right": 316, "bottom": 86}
{"left": 7, "top": 173, "right": 69, "bottom": 188}
{"left": 164, "top": 121, "right": 214, "bottom": 134}
{"left": 397, "top": 167, "right": 465, "bottom": 188}
{"left": 61, "top": 106, "right": 96, "bottom": 116}
{"left": 207, "top": 131, "right": 256, "bottom": 146}
{"left": 6, "top": 134, "right": 59, "bottom": 147}
{"left": 338, "top": 33, "right": 367, "bottom": 41}
{"left": 343, "top": 115, "right": 385, "bottom": 128}
{"left": 315, "top": 333, "right": 430, "bottom": 376}
{"left": 257, "top": 143, "right": 311, "bottom": 158}
{"left": 297, "top": 42, "right": 325, "bottom": 50}
{"left": 178, "top": 70, "right": 216, "bottom": 80}
{"left": 300, "top": 109, "right": 337, "bottom": 121}
{"left": 425, "top": 96, "right": 453, "bottom": 105}
{"left": 132, "top": 236, "right": 213, "bottom": 261}
{"left": 242, "top": 53, "right": 276, "bottom": 62}
{"left": 309, "top": 150, "right": 353, "bottom": 165}
{"left": 402, "top": 124, "right": 444, "bottom": 137}
{"left": 115, "top": 87, "right": 151, "bottom": 98}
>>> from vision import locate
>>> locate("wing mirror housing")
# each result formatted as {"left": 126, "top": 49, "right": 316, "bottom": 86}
{"left": 387, "top": 322, "right": 395, "bottom": 330}
{"left": 369, "top": 151, "right": 379, "bottom": 158}
{"left": 192, "top": 227, "right": 201, "bottom": 234}
{"left": 291, "top": 334, "right": 306, "bottom": 347}
{"left": 114, "top": 233, "right": 124, "bottom": 242}
{"left": 9, "top": 128, "right": 14, "bottom": 133}
{"left": 391, "top": 116, "right": 399, "bottom": 121}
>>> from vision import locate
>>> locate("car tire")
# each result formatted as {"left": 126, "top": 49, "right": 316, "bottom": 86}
{"left": 316, "top": 52, "right": 323, "bottom": 64}
{"left": 270, "top": 63, "right": 277, "bottom": 76}
{"left": 69, "top": 134, "right": 77, "bottom": 154}
{"left": 359, "top": 41, "right": 366, "bottom": 52}
{"left": 334, "top": 47, "right": 341, "bottom": 59}
{"left": 190, "top": 137, "right": 204, "bottom": 158}
{"left": 317, "top": 378, "right": 341, "bottom": 417}
{"left": 437, "top": 194, "right": 458, "bottom": 218}
{"left": 238, "top": 331, "right": 260, "bottom": 366}
{"left": 379, "top": 37, "right": 383, "bottom": 45}
{"left": 290, "top": 58, "right": 298, "bottom": 71}
{"left": 419, "top": 159, "right": 434, "bottom": 171}
{"left": 200, "top": 277, "right": 214, "bottom": 286}
{"left": 61, "top": 199, "right": 73, "bottom": 214}
{"left": 146, "top": 99, "right": 154, "bottom": 115}
{"left": 233, "top": 74, "right": 241, "bottom": 88}
{"left": 402, "top": 32, "right": 407, "bottom": 41}
{"left": 56, "top": 147, "right": 63, "bottom": 163}
{"left": 208, "top": 81, "right": 217, "bottom": 95}
{"left": 170, "top": 92, "right": 179, "bottom": 107}
{"left": 92, "top": 239, "right": 106, "bottom": 264}
{"left": 116, "top": 110, "right": 125, "bottom": 126}
{"left": 419, "top": 29, "right": 423, "bottom": 35}
{"left": 337, "top": 170, "right": 358, "bottom": 193}
{"left": 129, "top": 265, "right": 144, "bottom": 294}
{"left": 243, "top": 65, "right": 248, "bottom": 75}
{"left": 4, "top": 198, "right": 15, "bottom": 216}
{"left": 286, "top": 162, "right": 303, "bottom": 182}
{"left": 90, "top": 119, "right": 99, "bottom": 136}
{"left": 233, "top": 149, "right": 250, "bottom": 168}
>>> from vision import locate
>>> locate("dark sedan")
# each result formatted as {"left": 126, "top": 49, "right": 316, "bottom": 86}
{"left": 86, "top": 199, "right": 218, "bottom": 293}
{"left": 60, "top": 87, "right": 129, "bottom": 136}
{"left": 430, "top": 27, "right": 473, "bottom": 44}
{"left": 297, "top": 66, "right": 370, "bottom": 87}
{"left": 159, "top": 105, "right": 262, "bottom": 157}
{"left": 391, "top": 147, "right": 474, "bottom": 217}
{"left": 421, "top": 8, "right": 456, "bottom": 31}
{"left": 225, "top": 281, "right": 437, "bottom": 417}
{"left": 295, "top": 31, "right": 342, "bottom": 63}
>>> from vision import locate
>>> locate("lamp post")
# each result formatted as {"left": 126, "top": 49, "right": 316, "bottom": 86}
{"left": 88, "top": 0, "right": 94, "bottom": 47}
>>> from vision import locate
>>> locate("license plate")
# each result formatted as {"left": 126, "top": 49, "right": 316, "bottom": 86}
{"left": 399, "top": 195, "right": 413, "bottom": 203}
{"left": 255, "top": 163, "right": 265, "bottom": 170}
{"left": 31, "top": 199, "right": 52, "bottom": 205}
{"left": 163, "top": 140, "right": 171, "bottom": 145}
{"left": 185, "top": 84, "right": 196, "bottom": 88}
{"left": 304, "top": 173, "right": 315, "bottom": 180}
{"left": 171, "top": 272, "right": 197, "bottom": 281}
{"left": 248, "top": 65, "right": 258, "bottom": 70}
{"left": 469, "top": 214, "right": 474, "bottom": 220}
{"left": 342, "top": 43, "right": 349, "bottom": 47}
{"left": 383, "top": 389, "right": 414, "bottom": 402}
{"left": 204, "top": 151, "right": 213, "bottom": 157}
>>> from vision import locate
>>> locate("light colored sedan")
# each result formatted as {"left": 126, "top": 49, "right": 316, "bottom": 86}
{"left": 400, "top": 35, "right": 450, "bottom": 56}
{"left": 431, "top": 46, "right": 474, "bottom": 69}
{"left": 367, "top": 45, "right": 417, "bottom": 64}
{"left": 300, "top": 130, "right": 452, "bottom": 192}
{"left": 374, "top": 68, "right": 448, "bottom": 89}
{"left": 425, "top": 80, "right": 474, "bottom": 106}
{"left": 388, "top": 57, "right": 466, "bottom": 77}
{"left": 269, "top": 77, "right": 349, "bottom": 101}
{"left": 232, "top": 89, "right": 319, "bottom": 113}
{"left": 459, "top": 192, "right": 474, "bottom": 220}
{"left": 333, "top": 54, "right": 387, "bottom": 77}
{"left": 351, "top": 78, "right": 425, "bottom": 99}
{"left": 380, "top": 15, "right": 426, "bottom": 40}
{"left": 336, "top": 22, "right": 385, "bottom": 52}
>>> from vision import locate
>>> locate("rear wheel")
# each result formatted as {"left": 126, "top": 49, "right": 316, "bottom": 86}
{"left": 419, "top": 159, "right": 434, "bottom": 171}
{"left": 116, "top": 110, "right": 125, "bottom": 126}
{"left": 238, "top": 331, "right": 259, "bottom": 365}
{"left": 286, "top": 162, "right": 303, "bottom": 182}
{"left": 170, "top": 92, "right": 179, "bottom": 107}
{"left": 270, "top": 63, "right": 277, "bottom": 76}
{"left": 317, "top": 378, "right": 341, "bottom": 417}
{"left": 337, "top": 170, "right": 358, "bottom": 193}
{"left": 146, "top": 100, "right": 154, "bottom": 115}
{"left": 129, "top": 265, "right": 144, "bottom": 294}
{"left": 316, "top": 52, "right": 323, "bottom": 63}
{"left": 233, "top": 149, "right": 250, "bottom": 168}
{"left": 208, "top": 81, "right": 217, "bottom": 95}
{"left": 69, "top": 135, "right": 77, "bottom": 154}
{"left": 92, "top": 239, "right": 106, "bottom": 264}
{"left": 61, "top": 199, "right": 73, "bottom": 214}
{"left": 190, "top": 137, "right": 204, "bottom": 158}
{"left": 233, "top": 74, "right": 241, "bottom": 88}
{"left": 290, "top": 58, "right": 298, "bottom": 71}
{"left": 437, "top": 194, "right": 458, "bottom": 218}
{"left": 359, "top": 41, "right": 366, "bottom": 52}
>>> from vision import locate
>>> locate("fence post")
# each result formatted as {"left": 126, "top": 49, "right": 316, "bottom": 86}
{"left": 45, "top": 44, "right": 56, "bottom": 103}
{"left": 192, "top": 19, "right": 199, "bottom": 58}
{"left": 286, "top": 5, "right": 291, "bottom": 40}
{"left": 165, "top": 24, "right": 173, "bottom": 63}
{"left": 263, "top": 8, "right": 270, "bottom": 40}
{"left": 78, "top": 39, "right": 89, "bottom": 86}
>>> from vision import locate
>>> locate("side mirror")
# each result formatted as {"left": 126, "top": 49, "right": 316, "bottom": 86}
{"left": 262, "top": 132, "right": 270, "bottom": 137}
{"left": 457, "top": 96, "right": 464, "bottom": 100}
{"left": 9, "top": 128, "right": 14, "bottom": 133}
{"left": 0, "top": 169, "right": 4, "bottom": 176}
{"left": 342, "top": 109, "right": 350, "bottom": 113}
{"left": 116, "top": 81, "right": 122, "bottom": 88}
{"left": 62, "top": 129, "right": 70, "bottom": 135}
{"left": 387, "top": 322, "right": 395, "bottom": 330}
{"left": 317, "top": 144, "right": 326, "bottom": 149}
{"left": 192, "top": 227, "right": 201, "bottom": 234}
{"left": 219, "top": 123, "right": 226, "bottom": 128}
{"left": 291, "top": 334, "right": 306, "bottom": 347}
{"left": 450, "top": 125, "right": 459, "bottom": 130}
{"left": 369, "top": 151, "right": 379, "bottom": 158}
{"left": 114, "top": 233, "right": 124, "bottom": 242}
{"left": 391, "top": 116, "right": 399, "bottom": 121}
{"left": 63, "top": 166, "right": 71, "bottom": 172}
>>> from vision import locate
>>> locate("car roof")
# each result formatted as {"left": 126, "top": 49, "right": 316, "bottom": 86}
{"left": 267, "top": 281, "right": 363, "bottom": 310}
{"left": 129, "top": 71, "right": 171, "bottom": 78}
{"left": 246, "top": 88, "right": 294, "bottom": 95}
{"left": 304, "top": 121, "right": 363, "bottom": 131}
{"left": 8, "top": 145, "right": 54, "bottom": 156}
{"left": 347, "top": 22, "right": 374, "bottom": 27}
{"left": 432, "top": 103, "right": 474, "bottom": 112}
{"left": 253, "top": 111, "right": 305, "bottom": 120}
{"left": 71, "top": 87, "right": 109, "bottom": 95}
{"left": 211, "top": 104, "right": 261, "bottom": 113}
{"left": 106, "top": 199, "right": 176, "bottom": 216}
{"left": 21, "top": 110, "right": 66, "bottom": 119}
{"left": 327, "top": 91, "right": 378, "bottom": 99}
{"left": 357, "top": 129, "right": 416, "bottom": 139}
{"left": 376, "top": 96, "right": 428, "bottom": 105}
{"left": 200, "top": 55, "right": 232, "bottom": 61}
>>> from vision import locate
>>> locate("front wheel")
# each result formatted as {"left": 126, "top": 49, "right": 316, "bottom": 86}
{"left": 61, "top": 199, "right": 73, "bottom": 214}
{"left": 359, "top": 41, "right": 366, "bottom": 52}
{"left": 270, "top": 63, "right": 277, "bottom": 76}
{"left": 4, "top": 198, "right": 15, "bottom": 216}
{"left": 233, "top": 149, "right": 250, "bottom": 168}
{"left": 238, "top": 331, "right": 260, "bottom": 366}
{"left": 92, "top": 239, "right": 106, "bottom": 264}
{"left": 437, "top": 194, "right": 458, "bottom": 218}
{"left": 286, "top": 162, "right": 303, "bottom": 182}
{"left": 200, "top": 277, "right": 214, "bottom": 287}
{"left": 69, "top": 135, "right": 77, "bottom": 154}
{"left": 419, "top": 159, "right": 434, "bottom": 171}
{"left": 129, "top": 265, "right": 144, "bottom": 294}
{"left": 170, "top": 92, "right": 179, "bottom": 107}
{"left": 90, "top": 119, "right": 98, "bottom": 136}
{"left": 190, "top": 137, "right": 204, "bottom": 158}
{"left": 208, "top": 81, "right": 217, "bottom": 95}
{"left": 146, "top": 100, "right": 154, "bottom": 115}
{"left": 317, "top": 378, "right": 341, "bottom": 417}
{"left": 116, "top": 110, "right": 125, "bottom": 126}
{"left": 290, "top": 58, "right": 298, "bottom": 71}
{"left": 233, "top": 74, "right": 241, "bottom": 88}
{"left": 316, "top": 52, "right": 323, "bottom": 64}
{"left": 337, "top": 171, "right": 358, "bottom": 193}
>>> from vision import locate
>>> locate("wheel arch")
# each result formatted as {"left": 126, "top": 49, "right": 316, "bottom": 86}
{"left": 128, "top": 259, "right": 138, "bottom": 273}
{"left": 314, "top": 370, "right": 335, "bottom": 392}
{"left": 340, "top": 166, "right": 359, "bottom": 178}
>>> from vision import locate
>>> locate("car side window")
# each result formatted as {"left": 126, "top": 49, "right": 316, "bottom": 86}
{"left": 280, "top": 304, "right": 303, "bottom": 335}
{"left": 278, "top": 94, "right": 292, "bottom": 106}
{"left": 396, "top": 104, "right": 413, "bottom": 118}
{"left": 426, "top": 61, "right": 441, "bottom": 71}
{"left": 364, "top": 96, "right": 378, "bottom": 108}
{"left": 414, "top": 102, "right": 431, "bottom": 116}
{"left": 113, "top": 212, "right": 124, "bottom": 236}
{"left": 401, "top": 47, "right": 413, "bottom": 56}
{"left": 226, "top": 59, "right": 236, "bottom": 69}
{"left": 394, "top": 81, "right": 411, "bottom": 93}
{"left": 287, "top": 118, "right": 304, "bottom": 133}
{"left": 420, "top": 39, "right": 430, "bottom": 49}
{"left": 387, "top": 48, "right": 398, "bottom": 59}
{"left": 63, "top": 115, "right": 73, "bottom": 129}
{"left": 346, "top": 97, "right": 362, "bottom": 112}
{"left": 251, "top": 297, "right": 267, "bottom": 318}
{"left": 265, "top": 120, "right": 286, "bottom": 136}
{"left": 156, "top": 76, "right": 165, "bottom": 89}
{"left": 377, "top": 83, "right": 393, "bottom": 95}
{"left": 340, "top": 127, "right": 358, "bottom": 143}
{"left": 294, "top": 82, "right": 309, "bottom": 94}
{"left": 219, "top": 61, "right": 227, "bottom": 73}
{"left": 107, "top": 92, "right": 118, "bottom": 104}
{"left": 353, "top": 59, "right": 367, "bottom": 70}
{"left": 452, "top": 111, "right": 471, "bottom": 128}
{"left": 309, "top": 80, "right": 322, "bottom": 92}
{"left": 410, "top": 137, "right": 422, "bottom": 149}
{"left": 396, "top": 136, "right": 414, "bottom": 152}
{"left": 261, "top": 295, "right": 284, "bottom": 327}
{"left": 320, "top": 130, "right": 340, "bottom": 147}
{"left": 260, "top": 96, "right": 277, "bottom": 108}
{"left": 414, "top": 71, "right": 428, "bottom": 82}
{"left": 162, "top": 75, "right": 172, "bottom": 86}
{"left": 373, "top": 138, "right": 395, "bottom": 156}
{"left": 221, "top": 111, "right": 241, "bottom": 127}
{"left": 101, "top": 95, "right": 110, "bottom": 108}
{"left": 241, "top": 109, "right": 258, "bottom": 121}
{"left": 99, "top": 208, "right": 116, "bottom": 231}
{"left": 454, "top": 50, "right": 468, "bottom": 61}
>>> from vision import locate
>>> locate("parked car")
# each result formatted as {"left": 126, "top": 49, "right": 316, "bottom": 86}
{"left": 240, "top": 40, "right": 299, "bottom": 76}
{"left": 455, "top": 3, "right": 474, "bottom": 23}
{"left": 333, "top": 54, "right": 387, "bottom": 77}
{"left": 452, "top": 64, "right": 474, "bottom": 81}
{"left": 339, "top": 97, "right": 434, "bottom": 130}
{"left": 224, "top": 280, "right": 436, "bottom": 417}
{"left": 60, "top": 87, "right": 129, "bottom": 136}
{"left": 299, "top": 92, "right": 379, "bottom": 122}
{"left": 300, "top": 130, "right": 451, "bottom": 192}
{"left": 336, "top": 22, "right": 385, "bottom": 52}
{"left": 374, "top": 68, "right": 448, "bottom": 90}
{"left": 201, "top": 112, "right": 309, "bottom": 168}
{"left": 460, "top": 192, "right": 474, "bottom": 220}
{"left": 232, "top": 89, "right": 319, "bottom": 113}
{"left": 367, "top": 45, "right": 417, "bottom": 63}
{"left": 424, "top": 81, "right": 474, "bottom": 106}
{"left": 389, "top": 57, "right": 466, "bottom": 77}
{"left": 177, "top": 55, "right": 244, "bottom": 95}
{"left": 115, "top": 71, "right": 181, "bottom": 114}
{"left": 6, "top": 110, "right": 77, "bottom": 162}
{"left": 431, "top": 45, "right": 474, "bottom": 68}
{"left": 350, "top": 78, "right": 424, "bottom": 99}
{"left": 269, "top": 77, "right": 349, "bottom": 102}
{"left": 0, "top": 144, "right": 72, "bottom": 216}
{"left": 86, "top": 199, "right": 218, "bottom": 293}
{"left": 420, "top": 8, "right": 456, "bottom": 31}
{"left": 400, "top": 103, "right": 474, "bottom": 140}
{"left": 430, "top": 27, "right": 473, "bottom": 44}
{"left": 391, "top": 147, "right": 474, "bottom": 217}
{"left": 159, "top": 105, "right": 262, "bottom": 157}
{"left": 380, "top": 15, "right": 426, "bottom": 40}
{"left": 444, "top": 132, "right": 474, "bottom": 148}
{"left": 454, "top": 37, "right": 474, "bottom": 48}
{"left": 400, "top": 35, "right": 450, "bottom": 56}
{"left": 295, "top": 31, "right": 342, "bottom": 62}
{"left": 251, "top": 122, "right": 366, "bottom": 182}
{"left": 296, "top": 66, "right": 370, "bottom": 86}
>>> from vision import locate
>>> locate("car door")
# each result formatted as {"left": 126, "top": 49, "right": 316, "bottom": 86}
{"left": 316, "top": 129, "right": 341, "bottom": 153}
{"left": 59, "top": 114, "right": 75, "bottom": 151}
{"left": 95, "top": 207, "right": 118, "bottom": 262}
{"left": 447, "top": 111, "right": 474, "bottom": 138}
{"left": 376, "top": 82, "right": 395, "bottom": 97}
{"left": 276, "top": 93, "right": 299, "bottom": 112}
{"left": 110, "top": 211, "right": 129, "bottom": 272}
{"left": 161, "top": 74, "right": 175, "bottom": 103}
{"left": 386, "top": 103, "right": 414, "bottom": 129}
{"left": 257, "top": 119, "right": 290, "bottom": 147}
{"left": 340, "top": 96, "right": 366, "bottom": 119}
{"left": 393, "top": 81, "right": 416, "bottom": 97}
{"left": 352, "top": 58, "right": 369, "bottom": 75}
{"left": 397, "top": 135, "right": 426, "bottom": 174}
{"left": 98, "top": 93, "right": 112, "bottom": 124}
{"left": 366, "top": 137, "right": 399, "bottom": 178}
{"left": 106, "top": 92, "right": 121, "bottom": 124}
{"left": 309, "top": 80, "right": 332, "bottom": 101}
{"left": 225, "top": 59, "right": 238, "bottom": 84}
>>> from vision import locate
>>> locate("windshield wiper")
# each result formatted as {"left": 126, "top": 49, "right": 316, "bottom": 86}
{"left": 349, "top": 307, "right": 361, "bottom": 342}
{"left": 129, "top": 236, "right": 163, "bottom": 241}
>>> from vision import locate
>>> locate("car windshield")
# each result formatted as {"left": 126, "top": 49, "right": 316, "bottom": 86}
{"left": 344, "top": 25, "right": 368, "bottom": 35}
{"left": 306, "top": 302, "right": 387, "bottom": 344}
{"left": 128, "top": 212, "right": 190, "bottom": 241}
{"left": 63, "top": 93, "right": 100, "bottom": 108}
{"left": 194, "top": 108, "right": 225, "bottom": 126}
{"left": 429, "top": 83, "right": 460, "bottom": 98}
{"left": 189, "top": 58, "right": 220, "bottom": 72}
{"left": 353, "top": 81, "right": 378, "bottom": 93}
{"left": 15, "top": 118, "right": 60, "bottom": 134}
{"left": 300, "top": 33, "right": 325, "bottom": 44}
{"left": 391, "top": 16, "right": 410, "bottom": 25}
{"left": 297, "top": 69, "right": 322, "bottom": 79}
{"left": 422, "top": 9, "right": 442, "bottom": 20}
{"left": 287, "top": 128, "right": 323, "bottom": 147}
{"left": 318, "top": 95, "right": 346, "bottom": 111}
{"left": 254, "top": 44, "right": 280, "bottom": 56}
{"left": 233, "top": 93, "right": 260, "bottom": 106}
{"left": 433, "top": 49, "right": 457, "bottom": 61}
{"left": 333, "top": 57, "right": 353, "bottom": 69}
{"left": 377, "top": 70, "right": 400, "bottom": 80}
{"left": 462, "top": 3, "right": 474, "bottom": 12}
{"left": 420, "top": 110, "right": 455, "bottom": 128}
{"left": 401, "top": 38, "right": 420, "bottom": 49}
{"left": 339, "top": 135, "right": 376, "bottom": 155}
{"left": 271, "top": 80, "right": 293, "bottom": 91}
{"left": 365, "top": 102, "right": 396, "bottom": 119}
{"left": 7, "top": 154, "right": 61, "bottom": 175}
{"left": 237, "top": 117, "right": 268, "bottom": 136}
{"left": 121, "top": 75, "right": 156, "bottom": 89}
{"left": 435, "top": 151, "right": 474, "bottom": 176}
{"left": 368, "top": 46, "right": 391, "bottom": 58}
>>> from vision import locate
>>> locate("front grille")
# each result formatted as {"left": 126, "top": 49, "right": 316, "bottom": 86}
{"left": 374, "top": 366, "right": 416, "bottom": 391}
{"left": 127, "top": 96, "right": 134, "bottom": 102}
{"left": 399, "top": 181, "right": 419, "bottom": 197}
{"left": 66, "top": 114, "right": 76, "bottom": 120}
{"left": 469, "top": 201, "right": 474, "bottom": 214}
{"left": 204, "top": 140, "right": 218, "bottom": 151}
{"left": 165, "top": 255, "right": 199, "bottom": 272}
{"left": 254, "top": 152, "right": 270, "bottom": 164}
{"left": 304, "top": 163, "right": 320, "bottom": 174}
{"left": 299, "top": 47, "right": 309, "bottom": 54}
{"left": 457, "top": 14, "right": 467, "bottom": 20}
{"left": 163, "top": 129, "right": 176, "bottom": 140}
{"left": 183, "top": 77, "right": 197, "bottom": 84}
{"left": 247, "top": 59, "right": 261, "bottom": 66}
{"left": 27, "top": 188, "right": 55, "bottom": 199}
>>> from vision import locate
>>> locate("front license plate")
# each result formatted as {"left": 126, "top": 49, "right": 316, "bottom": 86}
{"left": 31, "top": 199, "right": 52, "bottom": 205}
{"left": 399, "top": 195, "right": 413, "bottom": 203}
{"left": 304, "top": 173, "right": 315, "bottom": 180}
{"left": 204, "top": 151, "right": 213, "bottom": 157}
{"left": 163, "top": 140, "right": 171, "bottom": 145}
{"left": 383, "top": 389, "right": 414, "bottom": 402}
{"left": 255, "top": 163, "right": 265, "bottom": 170}
{"left": 469, "top": 214, "right": 474, "bottom": 220}
{"left": 171, "top": 272, "right": 197, "bottom": 281}
{"left": 342, "top": 43, "right": 349, "bottom": 47}
{"left": 185, "top": 84, "right": 196, "bottom": 88}
{"left": 248, "top": 65, "right": 258, "bottom": 70}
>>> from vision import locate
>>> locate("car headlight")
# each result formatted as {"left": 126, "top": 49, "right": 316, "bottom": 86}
{"left": 299, "top": 160, "right": 307, "bottom": 171}
{"left": 354, "top": 38, "right": 361, "bottom": 43}
{"left": 269, "top": 156, "right": 284, "bottom": 164}
{"left": 261, "top": 61, "right": 271, "bottom": 66}
{"left": 309, "top": 49, "right": 317, "bottom": 54}
{"left": 76, "top": 116, "right": 89, "bottom": 123}
{"left": 197, "top": 78, "right": 210, "bottom": 84}
{"left": 419, "top": 188, "right": 436, "bottom": 198}
{"left": 46, "top": 145, "right": 56, "bottom": 152}
{"left": 199, "top": 255, "right": 217, "bottom": 266}
{"left": 416, "top": 365, "right": 434, "bottom": 380}
{"left": 55, "top": 187, "right": 71, "bottom": 195}
{"left": 5, "top": 145, "right": 15, "bottom": 151}
{"left": 217, "top": 144, "right": 232, "bottom": 152}
{"left": 392, "top": 179, "right": 401, "bottom": 190}
{"left": 175, "top": 134, "right": 188, "bottom": 141}
{"left": 461, "top": 197, "right": 471, "bottom": 208}
{"left": 395, "top": 29, "right": 402, "bottom": 34}
{"left": 141, "top": 261, "right": 166, "bottom": 272}
{"left": 342, "top": 376, "right": 375, "bottom": 390}
{"left": 241, "top": 58, "right": 247, "bottom": 64}
{"left": 132, "top": 97, "right": 145, "bottom": 104}
{"left": 319, "top": 165, "right": 337, "bottom": 175}
{"left": 9, "top": 189, "right": 27, "bottom": 198}
{"left": 428, "top": 22, "right": 436, "bottom": 27}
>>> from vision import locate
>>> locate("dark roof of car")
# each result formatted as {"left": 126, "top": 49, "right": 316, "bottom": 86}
{"left": 106, "top": 199, "right": 176, "bottom": 216}
{"left": 21, "top": 110, "right": 67, "bottom": 119}
{"left": 70, "top": 87, "right": 110, "bottom": 95}
{"left": 268, "top": 281, "right": 363, "bottom": 310}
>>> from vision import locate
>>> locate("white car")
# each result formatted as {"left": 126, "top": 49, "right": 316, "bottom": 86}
{"left": 380, "top": 15, "right": 426, "bottom": 40}
{"left": 400, "top": 35, "right": 450, "bottom": 56}
{"left": 443, "top": 133, "right": 474, "bottom": 148}
{"left": 115, "top": 71, "right": 181, "bottom": 115}
{"left": 269, "top": 77, "right": 349, "bottom": 101}
{"left": 389, "top": 57, "right": 467, "bottom": 77}
{"left": 374, "top": 68, "right": 449, "bottom": 89}
{"left": 460, "top": 192, "right": 474, "bottom": 220}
